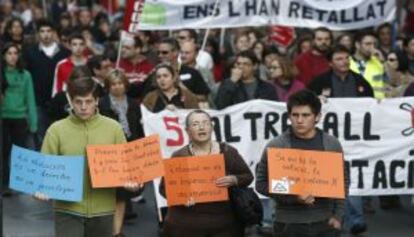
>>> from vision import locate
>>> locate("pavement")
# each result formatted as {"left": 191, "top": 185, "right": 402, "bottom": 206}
{"left": 3, "top": 184, "right": 414, "bottom": 237}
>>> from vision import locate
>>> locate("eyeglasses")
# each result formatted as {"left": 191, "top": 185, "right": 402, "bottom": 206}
{"left": 158, "top": 50, "right": 170, "bottom": 55}
{"left": 178, "top": 36, "right": 188, "bottom": 40}
{"left": 189, "top": 121, "right": 212, "bottom": 128}
{"left": 268, "top": 66, "right": 281, "bottom": 70}
{"left": 387, "top": 58, "right": 397, "bottom": 62}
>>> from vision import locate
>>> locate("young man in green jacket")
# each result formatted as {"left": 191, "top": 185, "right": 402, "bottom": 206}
{"left": 38, "top": 78, "right": 130, "bottom": 237}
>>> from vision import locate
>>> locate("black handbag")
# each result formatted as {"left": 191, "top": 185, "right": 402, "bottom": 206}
{"left": 229, "top": 186, "right": 263, "bottom": 226}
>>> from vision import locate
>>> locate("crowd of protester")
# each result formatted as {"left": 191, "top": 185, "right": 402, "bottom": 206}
{"left": 1, "top": 0, "right": 414, "bottom": 236}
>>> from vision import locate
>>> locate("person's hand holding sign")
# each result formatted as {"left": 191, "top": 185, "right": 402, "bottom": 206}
{"left": 328, "top": 217, "right": 341, "bottom": 230}
{"left": 123, "top": 182, "right": 144, "bottom": 192}
{"left": 215, "top": 175, "right": 238, "bottom": 187}
{"left": 34, "top": 191, "right": 50, "bottom": 202}
{"left": 298, "top": 193, "right": 315, "bottom": 205}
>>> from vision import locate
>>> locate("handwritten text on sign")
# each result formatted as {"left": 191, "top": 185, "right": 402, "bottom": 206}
{"left": 268, "top": 148, "right": 345, "bottom": 199}
{"left": 164, "top": 154, "right": 228, "bottom": 206}
{"left": 10, "top": 145, "right": 84, "bottom": 202}
{"left": 86, "top": 135, "right": 164, "bottom": 188}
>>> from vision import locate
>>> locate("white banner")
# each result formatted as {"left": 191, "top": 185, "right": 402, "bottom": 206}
{"left": 133, "top": 0, "right": 396, "bottom": 31}
{"left": 142, "top": 98, "right": 414, "bottom": 211}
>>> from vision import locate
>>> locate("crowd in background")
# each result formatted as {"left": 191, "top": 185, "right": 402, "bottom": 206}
{"left": 1, "top": 0, "right": 414, "bottom": 236}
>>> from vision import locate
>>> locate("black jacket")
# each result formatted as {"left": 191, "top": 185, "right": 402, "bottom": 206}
{"left": 23, "top": 44, "right": 70, "bottom": 107}
{"left": 308, "top": 70, "right": 374, "bottom": 98}
{"left": 215, "top": 78, "right": 278, "bottom": 109}
{"left": 99, "top": 95, "right": 144, "bottom": 141}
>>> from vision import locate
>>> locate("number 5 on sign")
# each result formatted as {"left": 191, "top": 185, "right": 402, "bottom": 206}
{"left": 163, "top": 116, "right": 184, "bottom": 146}
{"left": 267, "top": 148, "right": 345, "bottom": 199}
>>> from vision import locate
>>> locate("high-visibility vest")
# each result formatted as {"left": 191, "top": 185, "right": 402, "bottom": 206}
{"left": 350, "top": 56, "right": 385, "bottom": 99}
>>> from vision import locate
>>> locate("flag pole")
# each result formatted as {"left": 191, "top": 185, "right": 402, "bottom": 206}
{"left": 200, "top": 0, "right": 220, "bottom": 51}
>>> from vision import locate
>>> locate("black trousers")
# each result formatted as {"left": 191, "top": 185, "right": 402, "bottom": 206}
{"left": 163, "top": 221, "right": 245, "bottom": 237}
{"left": 2, "top": 118, "right": 28, "bottom": 187}
{"left": 273, "top": 220, "right": 341, "bottom": 237}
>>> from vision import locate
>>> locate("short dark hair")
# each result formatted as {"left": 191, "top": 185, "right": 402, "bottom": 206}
{"left": 355, "top": 31, "right": 377, "bottom": 43}
{"left": 68, "top": 33, "right": 85, "bottom": 44}
{"left": 160, "top": 37, "right": 180, "bottom": 51}
{"left": 312, "top": 27, "right": 333, "bottom": 42}
{"left": 179, "top": 29, "right": 198, "bottom": 42}
{"left": 185, "top": 109, "right": 212, "bottom": 128}
{"left": 68, "top": 66, "right": 93, "bottom": 82}
{"left": 87, "top": 55, "right": 110, "bottom": 75}
{"left": 377, "top": 22, "right": 392, "bottom": 34}
{"left": 236, "top": 50, "right": 259, "bottom": 65}
{"left": 327, "top": 45, "right": 350, "bottom": 61}
{"left": 67, "top": 77, "right": 99, "bottom": 99}
{"left": 133, "top": 36, "right": 143, "bottom": 48}
{"left": 404, "top": 35, "right": 414, "bottom": 48}
{"left": 287, "top": 89, "right": 321, "bottom": 115}
{"left": 36, "top": 19, "right": 56, "bottom": 31}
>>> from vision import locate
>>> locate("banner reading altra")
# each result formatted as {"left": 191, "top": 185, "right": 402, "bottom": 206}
{"left": 126, "top": 0, "right": 395, "bottom": 31}
{"left": 143, "top": 98, "right": 414, "bottom": 202}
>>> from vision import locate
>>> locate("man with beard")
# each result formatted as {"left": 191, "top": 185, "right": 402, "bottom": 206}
{"left": 118, "top": 35, "right": 154, "bottom": 100}
{"left": 294, "top": 27, "right": 332, "bottom": 86}
{"left": 350, "top": 32, "right": 385, "bottom": 99}
{"left": 215, "top": 50, "right": 278, "bottom": 109}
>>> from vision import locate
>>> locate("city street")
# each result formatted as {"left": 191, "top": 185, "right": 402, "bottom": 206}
{"left": 3, "top": 184, "right": 414, "bottom": 237}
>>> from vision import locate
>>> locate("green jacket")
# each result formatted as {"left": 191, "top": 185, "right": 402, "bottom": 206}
{"left": 0, "top": 67, "right": 37, "bottom": 132}
{"left": 41, "top": 113, "right": 126, "bottom": 217}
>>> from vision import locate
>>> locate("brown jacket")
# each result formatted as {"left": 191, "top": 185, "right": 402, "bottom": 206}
{"left": 159, "top": 143, "right": 254, "bottom": 229}
{"left": 142, "top": 87, "right": 199, "bottom": 112}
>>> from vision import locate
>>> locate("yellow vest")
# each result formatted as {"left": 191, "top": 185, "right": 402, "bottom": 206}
{"left": 350, "top": 56, "right": 385, "bottom": 99}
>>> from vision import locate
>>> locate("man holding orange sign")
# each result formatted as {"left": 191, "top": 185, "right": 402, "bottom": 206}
{"left": 256, "top": 90, "right": 349, "bottom": 237}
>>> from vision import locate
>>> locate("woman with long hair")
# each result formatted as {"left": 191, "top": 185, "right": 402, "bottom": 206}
{"left": 143, "top": 63, "right": 199, "bottom": 112}
{"left": 267, "top": 56, "right": 305, "bottom": 102}
{"left": 1, "top": 43, "right": 37, "bottom": 196}
{"left": 2, "top": 18, "right": 25, "bottom": 48}
{"left": 99, "top": 69, "right": 144, "bottom": 237}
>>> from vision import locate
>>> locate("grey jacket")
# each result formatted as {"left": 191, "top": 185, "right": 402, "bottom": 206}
{"left": 255, "top": 129, "right": 349, "bottom": 223}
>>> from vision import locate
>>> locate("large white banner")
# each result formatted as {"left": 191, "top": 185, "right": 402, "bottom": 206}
{"left": 131, "top": 0, "right": 396, "bottom": 31}
{"left": 142, "top": 98, "right": 414, "bottom": 211}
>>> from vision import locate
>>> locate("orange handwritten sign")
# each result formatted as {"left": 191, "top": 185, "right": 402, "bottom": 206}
{"left": 163, "top": 154, "right": 228, "bottom": 207}
{"left": 86, "top": 135, "right": 164, "bottom": 188}
{"left": 268, "top": 148, "right": 345, "bottom": 199}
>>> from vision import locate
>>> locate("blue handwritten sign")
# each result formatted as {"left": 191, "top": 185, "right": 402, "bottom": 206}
{"left": 9, "top": 145, "right": 84, "bottom": 202}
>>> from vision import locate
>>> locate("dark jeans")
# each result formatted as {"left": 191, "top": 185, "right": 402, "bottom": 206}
{"left": 55, "top": 212, "right": 113, "bottom": 237}
{"left": 163, "top": 221, "right": 244, "bottom": 237}
{"left": 273, "top": 221, "right": 340, "bottom": 237}
{"left": 35, "top": 106, "right": 51, "bottom": 150}
{"left": 2, "top": 118, "right": 28, "bottom": 188}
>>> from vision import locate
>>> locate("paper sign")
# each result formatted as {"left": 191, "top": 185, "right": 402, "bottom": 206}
{"left": 86, "top": 135, "right": 164, "bottom": 188}
{"left": 9, "top": 145, "right": 84, "bottom": 202}
{"left": 163, "top": 154, "right": 228, "bottom": 206}
{"left": 268, "top": 148, "right": 345, "bottom": 199}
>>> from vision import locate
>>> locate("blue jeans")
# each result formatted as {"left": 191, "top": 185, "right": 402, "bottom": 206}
{"left": 344, "top": 196, "right": 366, "bottom": 229}
{"left": 261, "top": 198, "right": 274, "bottom": 224}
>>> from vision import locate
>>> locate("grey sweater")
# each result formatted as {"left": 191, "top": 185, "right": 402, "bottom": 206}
{"left": 255, "top": 129, "right": 349, "bottom": 223}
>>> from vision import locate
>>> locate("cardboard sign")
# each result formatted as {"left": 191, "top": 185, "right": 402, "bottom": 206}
{"left": 268, "top": 148, "right": 345, "bottom": 199}
{"left": 86, "top": 135, "right": 164, "bottom": 188}
{"left": 10, "top": 146, "right": 84, "bottom": 202}
{"left": 163, "top": 154, "right": 228, "bottom": 206}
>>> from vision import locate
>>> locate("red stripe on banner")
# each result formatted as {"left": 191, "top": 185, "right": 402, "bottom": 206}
{"left": 123, "top": 0, "right": 146, "bottom": 32}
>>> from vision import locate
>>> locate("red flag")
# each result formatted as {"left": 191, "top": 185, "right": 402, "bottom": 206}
{"left": 123, "top": 0, "right": 146, "bottom": 32}
{"left": 101, "top": 0, "right": 119, "bottom": 15}
{"left": 269, "top": 26, "right": 296, "bottom": 48}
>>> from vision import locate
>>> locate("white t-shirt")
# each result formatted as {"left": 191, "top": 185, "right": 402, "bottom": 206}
{"left": 40, "top": 42, "right": 58, "bottom": 58}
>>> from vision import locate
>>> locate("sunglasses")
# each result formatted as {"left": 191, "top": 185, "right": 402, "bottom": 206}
{"left": 158, "top": 50, "right": 170, "bottom": 55}
{"left": 387, "top": 58, "right": 397, "bottom": 62}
